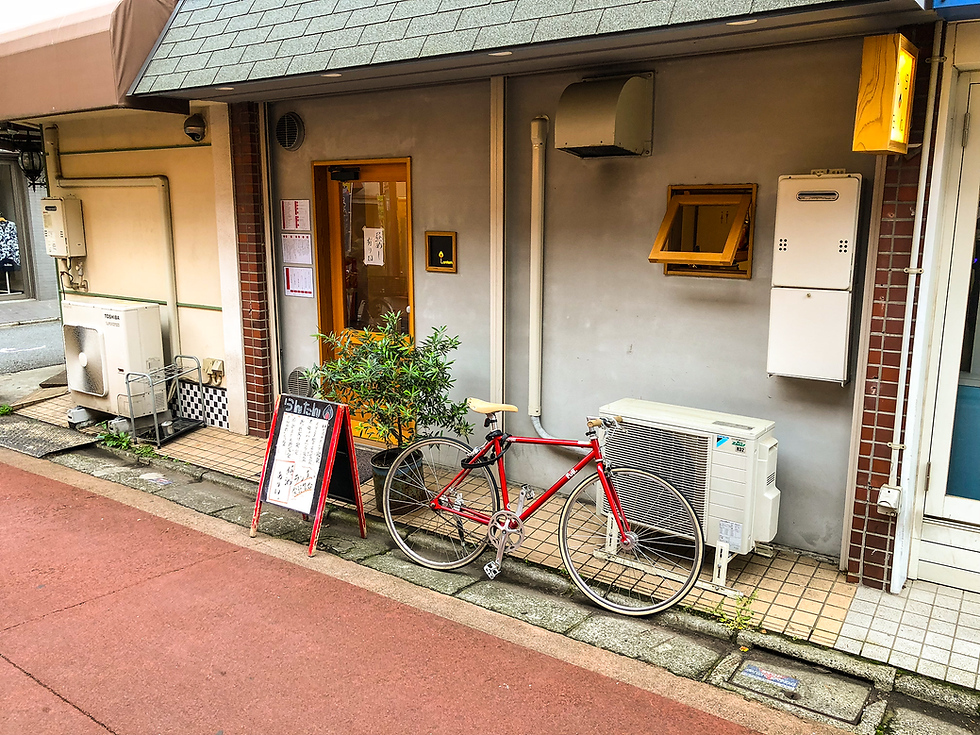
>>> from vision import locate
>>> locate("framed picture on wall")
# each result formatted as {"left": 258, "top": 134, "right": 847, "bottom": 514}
{"left": 425, "top": 231, "right": 456, "bottom": 273}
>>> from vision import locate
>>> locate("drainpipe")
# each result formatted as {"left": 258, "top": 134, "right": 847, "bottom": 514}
{"left": 526, "top": 115, "right": 589, "bottom": 455}
{"left": 528, "top": 115, "right": 548, "bottom": 427}
{"left": 886, "top": 21, "right": 944, "bottom": 594}
{"left": 44, "top": 125, "right": 182, "bottom": 361}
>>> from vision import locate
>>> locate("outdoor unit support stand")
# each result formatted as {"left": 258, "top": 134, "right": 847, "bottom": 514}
{"left": 125, "top": 355, "right": 206, "bottom": 447}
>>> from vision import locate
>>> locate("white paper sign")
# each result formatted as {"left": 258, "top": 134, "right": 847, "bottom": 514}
{"left": 281, "top": 199, "right": 311, "bottom": 231}
{"left": 265, "top": 412, "right": 330, "bottom": 513}
{"left": 282, "top": 233, "right": 313, "bottom": 264}
{"left": 363, "top": 227, "right": 385, "bottom": 266}
{"left": 284, "top": 266, "right": 314, "bottom": 298}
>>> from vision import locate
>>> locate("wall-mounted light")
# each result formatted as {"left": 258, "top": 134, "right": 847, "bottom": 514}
{"left": 853, "top": 33, "right": 918, "bottom": 154}
{"left": 18, "top": 149, "right": 45, "bottom": 190}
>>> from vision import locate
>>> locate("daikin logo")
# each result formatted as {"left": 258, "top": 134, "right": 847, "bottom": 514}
{"left": 716, "top": 436, "right": 729, "bottom": 448}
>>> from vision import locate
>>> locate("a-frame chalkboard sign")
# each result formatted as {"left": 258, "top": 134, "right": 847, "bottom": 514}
{"left": 250, "top": 395, "right": 366, "bottom": 556}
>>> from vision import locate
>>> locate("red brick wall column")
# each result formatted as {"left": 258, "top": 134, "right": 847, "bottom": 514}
{"left": 229, "top": 102, "right": 274, "bottom": 437}
{"left": 847, "top": 27, "right": 936, "bottom": 588}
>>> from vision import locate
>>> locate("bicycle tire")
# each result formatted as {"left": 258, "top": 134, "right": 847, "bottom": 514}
{"left": 558, "top": 467, "right": 704, "bottom": 616}
{"left": 382, "top": 437, "right": 500, "bottom": 570}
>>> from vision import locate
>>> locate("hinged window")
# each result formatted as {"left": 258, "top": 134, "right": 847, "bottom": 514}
{"left": 649, "top": 184, "right": 757, "bottom": 278}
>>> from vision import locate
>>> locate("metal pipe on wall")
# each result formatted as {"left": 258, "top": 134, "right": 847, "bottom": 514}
{"left": 890, "top": 21, "right": 945, "bottom": 594}
{"left": 490, "top": 76, "right": 506, "bottom": 408}
{"left": 526, "top": 115, "right": 589, "bottom": 455}
{"left": 43, "top": 125, "right": 182, "bottom": 360}
{"left": 528, "top": 115, "right": 548, "bottom": 421}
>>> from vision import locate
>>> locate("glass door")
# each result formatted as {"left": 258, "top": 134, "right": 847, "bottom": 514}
{"left": 313, "top": 160, "right": 413, "bottom": 341}
{"left": 927, "top": 75, "right": 980, "bottom": 525}
{"left": 311, "top": 159, "right": 414, "bottom": 439}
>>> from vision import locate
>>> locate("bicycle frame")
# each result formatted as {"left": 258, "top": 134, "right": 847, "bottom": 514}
{"left": 426, "top": 429, "right": 632, "bottom": 544}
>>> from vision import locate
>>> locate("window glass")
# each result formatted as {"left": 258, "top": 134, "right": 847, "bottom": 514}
{"left": 342, "top": 179, "right": 410, "bottom": 334}
{"left": 0, "top": 161, "right": 27, "bottom": 297}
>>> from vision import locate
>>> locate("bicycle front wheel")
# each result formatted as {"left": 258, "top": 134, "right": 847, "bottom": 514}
{"left": 382, "top": 437, "right": 499, "bottom": 570}
{"left": 558, "top": 467, "right": 704, "bottom": 616}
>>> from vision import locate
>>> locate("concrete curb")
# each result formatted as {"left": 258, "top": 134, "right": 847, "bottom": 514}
{"left": 0, "top": 316, "right": 60, "bottom": 329}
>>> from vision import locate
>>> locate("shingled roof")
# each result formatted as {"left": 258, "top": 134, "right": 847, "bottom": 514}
{"left": 133, "top": 0, "right": 848, "bottom": 94}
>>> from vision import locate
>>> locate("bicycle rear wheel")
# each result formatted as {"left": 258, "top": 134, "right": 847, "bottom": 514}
{"left": 558, "top": 467, "right": 704, "bottom": 616}
{"left": 382, "top": 437, "right": 499, "bottom": 570}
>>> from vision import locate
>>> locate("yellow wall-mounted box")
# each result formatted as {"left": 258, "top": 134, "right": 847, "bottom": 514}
{"left": 852, "top": 33, "right": 918, "bottom": 154}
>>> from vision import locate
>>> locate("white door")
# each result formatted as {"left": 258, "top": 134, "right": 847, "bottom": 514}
{"left": 921, "top": 72, "right": 980, "bottom": 589}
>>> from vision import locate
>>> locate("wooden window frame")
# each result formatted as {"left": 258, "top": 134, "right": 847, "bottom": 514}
{"left": 649, "top": 184, "right": 757, "bottom": 279}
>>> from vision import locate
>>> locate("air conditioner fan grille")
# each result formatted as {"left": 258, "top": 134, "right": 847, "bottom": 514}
{"left": 603, "top": 421, "right": 709, "bottom": 530}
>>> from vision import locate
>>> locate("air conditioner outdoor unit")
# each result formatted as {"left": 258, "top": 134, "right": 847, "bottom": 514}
{"left": 600, "top": 399, "right": 780, "bottom": 583}
{"left": 62, "top": 299, "right": 166, "bottom": 418}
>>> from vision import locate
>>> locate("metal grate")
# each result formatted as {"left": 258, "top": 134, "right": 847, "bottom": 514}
{"left": 275, "top": 112, "right": 305, "bottom": 151}
{"left": 602, "top": 421, "right": 710, "bottom": 528}
{"left": 286, "top": 368, "right": 312, "bottom": 397}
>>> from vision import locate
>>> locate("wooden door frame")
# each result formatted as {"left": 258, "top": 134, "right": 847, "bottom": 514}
{"left": 310, "top": 158, "right": 414, "bottom": 362}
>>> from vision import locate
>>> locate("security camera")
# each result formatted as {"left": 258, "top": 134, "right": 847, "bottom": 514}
{"left": 183, "top": 114, "right": 206, "bottom": 142}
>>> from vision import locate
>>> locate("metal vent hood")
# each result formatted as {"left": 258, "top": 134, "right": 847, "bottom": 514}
{"left": 555, "top": 75, "right": 653, "bottom": 158}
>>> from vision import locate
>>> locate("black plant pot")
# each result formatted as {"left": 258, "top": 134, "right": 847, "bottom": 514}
{"left": 371, "top": 447, "right": 423, "bottom": 514}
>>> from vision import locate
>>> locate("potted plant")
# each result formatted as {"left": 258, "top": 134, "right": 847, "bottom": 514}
{"left": 305, "top": 311, "right": 473, "bottom": 512}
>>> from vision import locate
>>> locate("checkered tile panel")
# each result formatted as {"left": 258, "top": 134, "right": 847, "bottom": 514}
{"left": 177, "top": 381, "right": 230, "bottom": 429}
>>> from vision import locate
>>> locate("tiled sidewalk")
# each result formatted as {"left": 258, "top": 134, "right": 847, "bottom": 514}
{"left": 837, "top": 581, "right": 980, "bottom": 688}
{"left": 14, "top": 392, "right": 979, "bottom": 690}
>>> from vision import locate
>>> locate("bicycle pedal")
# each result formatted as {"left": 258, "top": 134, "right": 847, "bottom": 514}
{"left": 483, "top": 560, "right": 501, "bottom": 580}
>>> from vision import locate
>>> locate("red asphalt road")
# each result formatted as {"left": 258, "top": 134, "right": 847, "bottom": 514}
{"left": 0, "top": 460, "right": 762, "bottom": 735}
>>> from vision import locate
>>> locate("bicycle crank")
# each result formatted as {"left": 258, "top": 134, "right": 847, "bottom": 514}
{"left": 484, "top": 510, "right": 524, "bottom": 580}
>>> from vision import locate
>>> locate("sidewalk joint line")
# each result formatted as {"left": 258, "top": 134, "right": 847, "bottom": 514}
{"left": 0, "top": 548, "right": 240, "bottom": 635}
{"left": 0, "top": 650, "right": 121, "bottom": 734}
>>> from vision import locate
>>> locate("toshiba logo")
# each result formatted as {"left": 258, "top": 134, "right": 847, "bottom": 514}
{"left": 104, "top": 313, "right": 120, "bottom": 321}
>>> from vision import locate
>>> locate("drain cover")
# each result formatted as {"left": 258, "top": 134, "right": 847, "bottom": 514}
{"left": 0, "top": 415, "right": 99, "bottom": 458}
{"left": 730, "top": 651, "right": 873, "bottom": 724}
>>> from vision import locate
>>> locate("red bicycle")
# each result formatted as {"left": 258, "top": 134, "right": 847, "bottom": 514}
{"left": 381, "top": 398, "right": 705, "bottom": 616}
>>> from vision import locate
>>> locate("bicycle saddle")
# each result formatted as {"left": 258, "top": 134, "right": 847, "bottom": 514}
{"left": 467, "top": 397, "right": 518, "bottom": 414}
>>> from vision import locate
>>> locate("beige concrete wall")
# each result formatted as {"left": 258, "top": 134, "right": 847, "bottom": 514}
{"left": 44, "top": 105, "right": 243, "bottom": 422}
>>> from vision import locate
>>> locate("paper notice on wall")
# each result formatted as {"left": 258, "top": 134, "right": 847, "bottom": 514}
{"left": 284, "top": 266, "right": 314, "bottom": 297}
{"left": 363, "top": 227, "right": 385, "bottom": 266}
{"left": 281, "top": 199, "right": 311, "bottom": 231}
{"left": 282, "top": 233, "right": 313, "bottom": 264}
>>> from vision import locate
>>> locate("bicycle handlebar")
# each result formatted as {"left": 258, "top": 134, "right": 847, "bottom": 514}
{"left": 586, "top": 415, "right": 623, "bottom": 429}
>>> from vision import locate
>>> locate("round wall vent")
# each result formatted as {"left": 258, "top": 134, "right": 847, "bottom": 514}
{"left": 286, "top": 367, "right": 313, "bottom": 397}
{"left": 275, "top": 112, "right": 305, "bottom": 151}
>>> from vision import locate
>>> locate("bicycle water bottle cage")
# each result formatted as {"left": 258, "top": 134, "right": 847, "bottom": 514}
{"left": 461, "top": 433, "right": 512, "bottom": 468}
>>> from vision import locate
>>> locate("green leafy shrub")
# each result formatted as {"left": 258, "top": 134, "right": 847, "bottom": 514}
{"left": 305, "top": 311, "right": 472, "bottom": 450}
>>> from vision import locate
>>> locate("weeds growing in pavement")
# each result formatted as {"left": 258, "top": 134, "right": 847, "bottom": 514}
{"left": 0, "top": 404, "right": 12, "bottom": 416}
{"left": 97, "top": 425, "right": 160, "bottom": 459}
{"left": 712, "top": 590, "right": 758, "bottom": 632}
{"left": 97, "top": 426, "right": 134, "bottom": 450}
{"left": 133, "top": 444, "right": 158, "bottom": 459}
